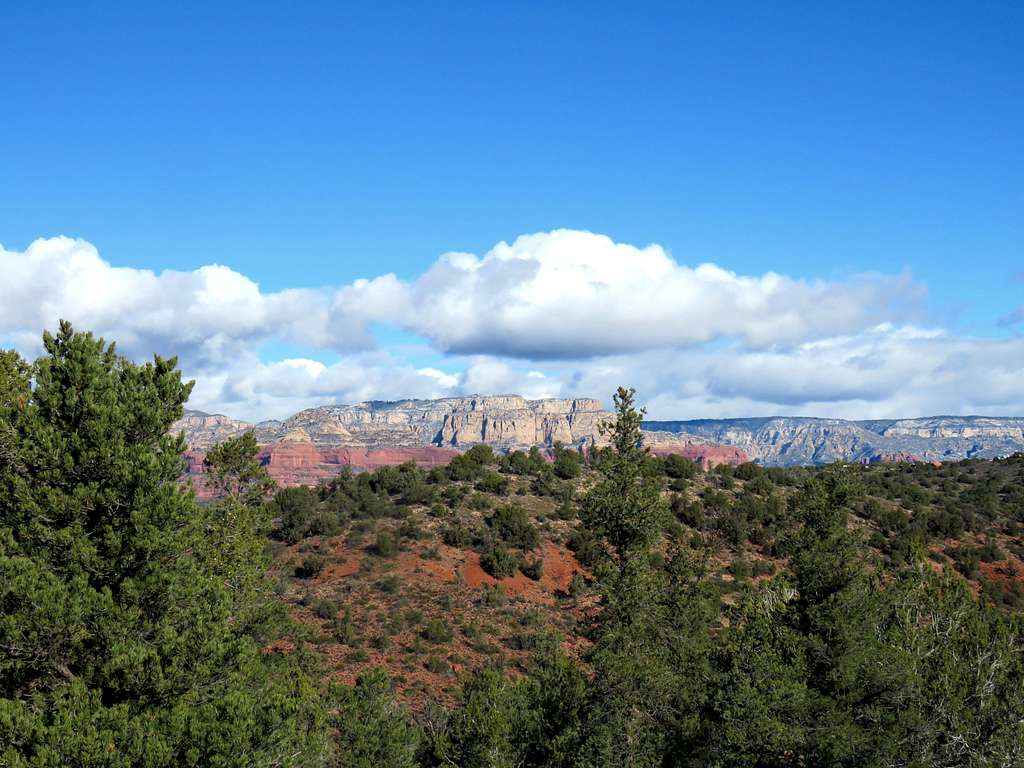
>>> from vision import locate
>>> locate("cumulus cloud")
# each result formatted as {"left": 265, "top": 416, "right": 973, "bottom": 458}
{"left": 187, "top": 352, "right": 558, "bottom": 421}
{"left": 388, "top": 229, "right": 926, "bottom": 358}
{"left": 3, "top": 231, "right": 1021, "bottom": 421}
{"left": 3, "top": 231, "right": 925, "bottom": 368}
{"left": 0, "top": 236, "right": 383, "bottom": 368}
{"left": 559, "top": 325, "right": 1024, "bottom": 420}
{"left": 181, "top": 323, "right": 1024, "bottom": 423}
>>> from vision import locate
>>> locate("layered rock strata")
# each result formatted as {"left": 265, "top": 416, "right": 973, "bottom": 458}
{"left": 643, "top": 416, "right": 1024, "bottom": 466}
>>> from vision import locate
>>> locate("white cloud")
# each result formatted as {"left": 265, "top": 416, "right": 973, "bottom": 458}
{"left": 387, "top": 229, "right": 925, "bottom": 358}
{"left": 3, "top": 231, "right": 1022, "bottom": 422}
{"left": 187, "top": 352, "right": 560, "bottom": 421}
{"left": 557, "top": 326, "right": 1024, "bottom": 421}
{"left": 187, "top": 352, "right": 461, "bottom": 421}
{"left": 0, "top": 236, "right": 381, "bottom": 368}
{"left": 2, "top": 231, "right": 924, "bottom": 368}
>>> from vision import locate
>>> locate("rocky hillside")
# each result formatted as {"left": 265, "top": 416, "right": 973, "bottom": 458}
{"left": 183, "top": 443, "right": 459, "bottom": 498}
{"left": 174, "top": 397, "right": 748, "bottom": 493}
{"left": 174, "top": 396, "right": 740, "bottom": 462}
{"left": 174, "top": 396, "right": 608, "bottom": 450}
{"left": 643, "top": 415, "right": 1024, "bottom": 466}
{"left": 175, "top": 402, "right": 1024, "bottom": 468}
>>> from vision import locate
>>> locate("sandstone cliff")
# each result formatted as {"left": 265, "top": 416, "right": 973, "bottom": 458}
{"left": 174, "top": 396, "right": 613, "bottom": 451}
{"left": 183, "top": 443, "right": 460, "bottom": 499}
{"left": 643, "top": 415, "right": 1024, "bottom": 466}
{"left": 173, "top": 396, "right": 750, "bottom": 491}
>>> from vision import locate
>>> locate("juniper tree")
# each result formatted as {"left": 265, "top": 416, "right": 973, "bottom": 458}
{"left": 700, "top": 466, "right": 1024, "bottom": 767}
{"left": 0, "top": 322, "right": 324, "bottom": 767}
{"left": 575, "top": 387, "right": 714, "bottom": 767}
{"left": 579, "top": 387, "right": 665, "bottom": 559}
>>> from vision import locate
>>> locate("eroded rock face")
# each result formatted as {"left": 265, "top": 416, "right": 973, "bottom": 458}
{"left": 172, "top": 411, "right": 253, "bottom": 450}
{"left": 183, "top": 443, "right": 460, "bottom": 498}
{"left": 643, "top": 416, "right": 1024, "bottom": 466}
{"left": 860, "top": 452, "right": 943, "bottom": 467}
{"left": 647, "top": 443, "right": 750, "bottom": 471}
{"left": 173, "top": 395, "right": 750, "bottom": 492}
{"left": 173, "top": 396, "right": 613, "bottom": 451}
{"left": 271, "top": 396, "right": 610, "bottom": 450}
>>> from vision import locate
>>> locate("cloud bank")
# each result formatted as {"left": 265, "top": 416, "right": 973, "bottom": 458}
{"left": 1, "top": 231, "right": 1020, "bottom": 421}
{"left": 393, "top": 230, "right": 925, "bottom": 357}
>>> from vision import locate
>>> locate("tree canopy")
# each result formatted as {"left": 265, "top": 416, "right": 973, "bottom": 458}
{"left": 0, "top": 322, "right": 323, "bottom": 767}
{"left": 4, "top": 327, "right": 1023, "bottom": 767}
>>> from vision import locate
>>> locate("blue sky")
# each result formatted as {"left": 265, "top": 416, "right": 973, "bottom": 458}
{"left": 1, "top": 2, "right": 1022, "bottom": 420}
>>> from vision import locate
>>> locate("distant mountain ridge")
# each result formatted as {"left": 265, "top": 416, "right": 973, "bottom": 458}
{"left": 642, "top": 415, "right": 1024, "bottom": 466}
{"left": 174, "top": 396, "right": 611, "bottom": 451}
{"left": 173, "top": 396, "right": 747, "bottom": 493}
{"left": 174, "top": 396, "right": 745, "bottom": 465}
{"left": 174, "top": 399, "right": 1024, "bottom": 468}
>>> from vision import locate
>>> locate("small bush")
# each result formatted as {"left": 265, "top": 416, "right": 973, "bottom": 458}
{"left": 568, "top": 572, "right": 586, "bottom": 597}
{"left": 488, "top": 505, "right": 540, "bottom": 550}
{"left": 294, "top": 554, "right": 327, "bottom": 579}
{"left": 505, "top": 632, "right": 541, "bottom": 651}
{"left": 475, "top": 471, "right": 510, "bottom": 495}
{"left": 480, "top": 545, "right": 518, "bottom": 579}
{"left": 271, "top": 486, "right": 345, "bottom": 543}
{"left": 662, "top": 517, "right": 685, "bottom": 538}
{"left": 446, "top": 453, "right": 484, "bottom": 482}
{"left": 422, "top": 618, "right": 454, "bottom": 644}
{"left": 471, "top": 638, "right": 502, "bottom": 656}
{"left": 442, "top": 524, "right": 473, "bottom": 548}
{"left": 555, "top": 500, "right": 577, "bottom": 520}
{"left": 567, "top": 529, "right": 604, "bottom": 567}
{"left": 508, "top": 450, "right": 543, "bottom": 475}
{"left": 521, "top": 557, "right": 544, "bottom": 581}
{"left": 313, "top": 599, "right": 336, "bottom": 621}
{"left": 373, "top": 530, "right": 399, "bottom": 557}
{"left": 467, "top": 493, "right": 493, "bottom": 511}
{"left": 334, "top": 609, "right": 358, "bottom": 645}
{"left": 464, "top": 444, "right": 497, "bottom": 465}
{"left": 663, "top": 453, "right": 698, "bottom": 480}
{"left": 552, "top": 445, "right": 583, "bottom": 480}
{"left": 480, "top": 583, "right": 507, "bottom": 606}
{"left": 398, "top": 518, "right": 428, "bottom": 540}
{"left": 729, "top": 557, "right": 752, "bottom": 582}
{"left": 425, "top": 655, "right": 448, "bottom": 674}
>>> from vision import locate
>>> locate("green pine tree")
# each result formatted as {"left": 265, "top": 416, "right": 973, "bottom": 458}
{"left": 576, "top": 388, "right": 714, "bottom": 767}
{"left": 0, "top": 322, "right": 324, "bottom": 767}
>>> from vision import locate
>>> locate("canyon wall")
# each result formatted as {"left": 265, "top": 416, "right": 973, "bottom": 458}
{"left": 643, "top": 416, "right": 1024, "bottom": 466}
{"left": 173, "top": 396, "right": 610, "bottom": 451}
{"left": 173, "top": 395, "right": 750, "bottom": 492}
{"left": 176, "top": 400, "right": 1024, "bottom": 472}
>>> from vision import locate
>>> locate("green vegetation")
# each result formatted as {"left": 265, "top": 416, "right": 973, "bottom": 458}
{"left": 487, "top": 504, "right": 540, "bottom": 549}
{"left": 0, "top": 323, "right": 322, "bottom": 766}
{"left": 4, "top": 325, "right": 1024, "bottom": 767}
{"left": 271, "top": 485, "right": 346, "bottom": 543}
{"left": 552, "top": 442, "right": 584, "bottom": 479}
{"left": 480, "top": 544, "right": 518, "bottom": 579}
